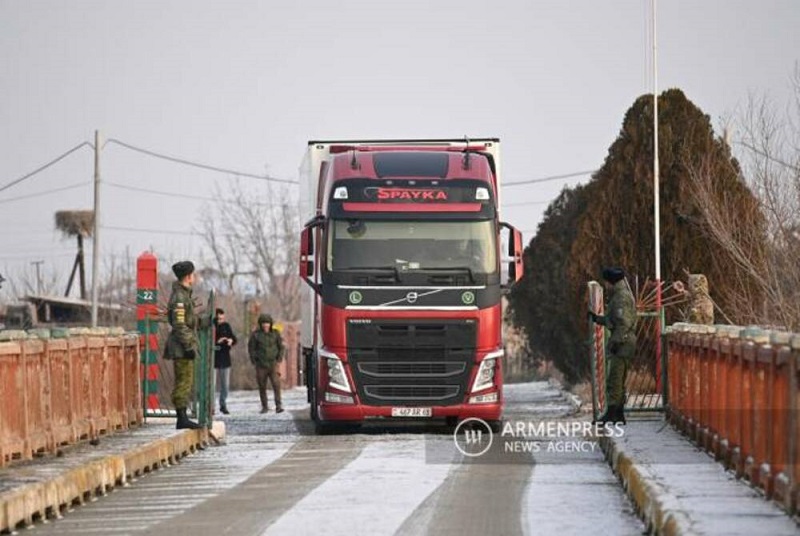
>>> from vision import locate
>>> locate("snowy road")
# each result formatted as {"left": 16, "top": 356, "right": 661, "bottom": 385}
{"left": 32, "top": 382, "right": 644, "bottom": 536}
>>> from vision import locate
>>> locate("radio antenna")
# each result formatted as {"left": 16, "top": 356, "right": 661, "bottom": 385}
{"left": 350, "top": 149, "right": 360, "bottom": 170}
{"left": 462, "top": 135, "right": 471, "bottom": 170}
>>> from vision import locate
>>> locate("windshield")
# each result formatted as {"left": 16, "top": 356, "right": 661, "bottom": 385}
{"left": 327, "top": 219, "right": 497, "bottom": 274}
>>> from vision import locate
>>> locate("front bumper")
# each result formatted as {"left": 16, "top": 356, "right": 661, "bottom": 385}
{"left": 318, "top": 400, "right": 503, "bottom": 422}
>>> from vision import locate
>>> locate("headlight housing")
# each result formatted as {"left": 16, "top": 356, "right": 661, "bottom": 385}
{"left": 319, "top": 348, "right": 351, "bottom": 393}
{"left": 471, "top": 349, "right": 503, "bottom": 393}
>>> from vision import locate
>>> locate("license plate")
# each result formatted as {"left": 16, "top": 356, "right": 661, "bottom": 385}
{"left": 391, "top": 407, "right": 433, "bottom": 418}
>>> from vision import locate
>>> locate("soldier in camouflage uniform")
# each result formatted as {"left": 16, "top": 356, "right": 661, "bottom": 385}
{"left": 248, "top": 314, "right": 285, "bottom": 414}
{"left": 164, "top": 261, "right": 202, "bottom": 430}
{"left": 589, "top": 267, "right": 637, "bottom": 424}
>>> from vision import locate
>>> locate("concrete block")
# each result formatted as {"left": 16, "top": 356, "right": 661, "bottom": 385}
{"left": 87, "top": 327, "right": 110, "bottom": 337}
{"left": 769, "top": 331, "right": 792, "bottom": 346}
{"left": 27, "top": 328, "right": 51, "bottom": 340}
{"left": 68, "top": 327, "right": 90, "bottom": 336}
{"left": 0, "top": 330, "right": 28, "bottom": 341}
{"left": 741, "top": 326, "right": 769, "bottom": 344}
{"left": 50, "top": 327, "right": 70, "bottom": 339}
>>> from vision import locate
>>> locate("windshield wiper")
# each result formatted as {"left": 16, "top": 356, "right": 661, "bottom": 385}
{"left": 341, "top": 266, "right": 400, "bottom": 280}
{"left": 417, "top": 266, "right": 476, "bottom": 283}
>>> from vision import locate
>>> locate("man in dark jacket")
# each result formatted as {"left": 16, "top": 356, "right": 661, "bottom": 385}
{"left": 248, "top": 314, "right": 284, "bottom": 413}
{"left": 213, "top": 308, "right": 237, "bottom": 415}
{"left": 164, "top": 260, "right": 202, "bottom": 430}
{"left": 589, "top": 267, "right": 637, "bottom": 424}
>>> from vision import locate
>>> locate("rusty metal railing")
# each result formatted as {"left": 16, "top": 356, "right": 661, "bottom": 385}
{"left": 0, "top": 329, "right": 141, "bottom": 467}
{"left": 666, "top": 324, "right": 800, "bottom": 514}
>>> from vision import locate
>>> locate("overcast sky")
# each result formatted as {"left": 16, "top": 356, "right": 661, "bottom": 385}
{"left": 1, "top": 1, "right": 798, "bottom": 298}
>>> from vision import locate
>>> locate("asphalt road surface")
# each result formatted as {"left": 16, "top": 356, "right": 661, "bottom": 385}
{"left": 32, "top": 382, "right": 644, "bottom": 536}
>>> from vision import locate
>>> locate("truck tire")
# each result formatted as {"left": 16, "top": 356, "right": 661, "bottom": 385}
{"left": 308, "top": 352, "right": 320, "bottom": 423}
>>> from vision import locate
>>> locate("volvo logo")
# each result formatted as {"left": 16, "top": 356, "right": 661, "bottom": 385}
{"left": 406, "top": 292, "right": 418, "bottom": 304}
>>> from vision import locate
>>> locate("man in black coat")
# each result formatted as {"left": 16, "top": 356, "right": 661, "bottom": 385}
{"left": 213, "top": 308, "right": 237, "bottom": 414}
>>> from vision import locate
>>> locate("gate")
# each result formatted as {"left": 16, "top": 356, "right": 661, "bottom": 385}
{"left": 588, "top": 280, "right": 667, "bottom": 420}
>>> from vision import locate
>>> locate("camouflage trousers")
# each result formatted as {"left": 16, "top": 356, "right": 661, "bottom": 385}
{"left": 256, "top": 366, "right": 282, "bottom": 409}
{"left": 172, "top": 358, "right": 195, "bottom": 409}
{"left": 606, "top": 340, "right": 635, "bottom": 407}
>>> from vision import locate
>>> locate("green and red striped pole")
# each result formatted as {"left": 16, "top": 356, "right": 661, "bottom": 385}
{"left": 136, "top": 253, "right": 159, "bottom": 413}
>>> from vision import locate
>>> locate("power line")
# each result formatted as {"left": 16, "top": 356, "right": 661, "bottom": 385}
{"left": 0, "top": 142, "right": 93, "bottom": 193}
{"left": 503, "top": 169, "right": 596, "bottom": 187}
{"left": 102, "top": 225, "right": 200, "bottom": 237}
{"left": 105, "top": 138, "right": 298, "bottom": 184}
{"left": 0, "top": 181, "right": 91, "bottom": 205}
{"left": 502, "top": 199, "right": 551, "bottom": 207}
{"left": 105, "top": 181, "right": 287, "bottom": 207}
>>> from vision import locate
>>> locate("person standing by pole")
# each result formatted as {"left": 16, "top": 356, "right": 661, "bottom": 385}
{"left": 248, "top": 314, "right": 284, "bottom": 414}
{"left": 213, "top": 308, "right": 237, "bottom": 414}
{"left": 164, "top": 260, "right": 202, "bottom": 429}
{"left": 588, "top": 267, "right": 637, "bottom": 424}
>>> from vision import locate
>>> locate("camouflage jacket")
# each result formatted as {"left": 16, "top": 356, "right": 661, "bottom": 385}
{"left": 164, "top": 281, "right": 199, "bottom": 359}
{"left": 596, "top": 280, "right": 637, "bottom": 344}
{"left": 248, "top": 328, "right": 284, "bottom": 368}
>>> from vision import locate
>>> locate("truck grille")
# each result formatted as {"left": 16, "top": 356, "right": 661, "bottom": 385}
{"left": 347, "top": 319, "right": 475, "bottom": 406}
{"left": 364, "top": 385, "right": 461, "bottom": 401}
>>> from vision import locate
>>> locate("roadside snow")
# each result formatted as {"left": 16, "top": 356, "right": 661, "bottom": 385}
{"left": 262, "top": 439, "right": 451, "bottom": 536}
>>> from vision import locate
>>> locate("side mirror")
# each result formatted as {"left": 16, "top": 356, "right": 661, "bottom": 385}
{"left": 300, "top": 227, "right": 314, "bottom": 278}
{"left": 299, "top": 216, "right": 325, "bottom": 292}
{"left": 500, "top": 223, "right": 524, "bottom": 290}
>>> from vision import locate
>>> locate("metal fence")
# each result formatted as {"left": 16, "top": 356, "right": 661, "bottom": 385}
{"left": 666, "top": 324, "right": 800, "bottom": 514}
{"left": 0, "top": 330, "right": 141, "bottom": 467}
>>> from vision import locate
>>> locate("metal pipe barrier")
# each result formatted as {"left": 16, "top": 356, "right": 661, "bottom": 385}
{"left": 666, "top": 323, "right": 800, "bottom": 514}
{"left": 0, "top": 328, "right": 142, "bottom": 467}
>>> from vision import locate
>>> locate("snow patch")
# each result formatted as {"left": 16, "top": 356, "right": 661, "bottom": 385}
{"left": 263, "top": 439, "right": 451, "bottom": 536}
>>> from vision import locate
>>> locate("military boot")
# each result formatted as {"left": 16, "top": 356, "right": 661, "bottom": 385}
{"left": 594, "top": 405, "right": 617, "bottom": 426}
{"left": 614, "top": 404, "right": 627, "bottom": 425}
{"left": 176, "top": 408, "right": 202, "bottom": 430}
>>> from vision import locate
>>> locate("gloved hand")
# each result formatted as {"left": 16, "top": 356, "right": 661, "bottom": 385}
{"left": 184, "top": 348, "right": 196, "bottom": 360}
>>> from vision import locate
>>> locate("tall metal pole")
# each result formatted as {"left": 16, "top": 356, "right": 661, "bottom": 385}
{"left": 91, "top": 130, "right": 101, "bottom": 327}
{"left": 652, "top": 0, "right": 666, "bottom": 398}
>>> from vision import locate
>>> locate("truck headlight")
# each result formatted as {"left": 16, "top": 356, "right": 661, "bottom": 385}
{"left": 320, "top": 349, "right": 351, "bottom": 393}
{"left": 471, "top": 350, "right": 503, "bottom": 393}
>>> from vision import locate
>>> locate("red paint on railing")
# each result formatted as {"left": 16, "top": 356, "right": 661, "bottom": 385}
{"left": 667, "top": 327, "right": 800, "bottom": 515}
{"left": 0, "top": 334, "right": 142, "bottom": 467}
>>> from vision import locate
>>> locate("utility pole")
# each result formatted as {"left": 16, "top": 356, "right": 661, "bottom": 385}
{"left": 653, "top": 0, "right": 661, "bottom": 291}
{"left": 31, "top": 260, "right": 44, "bottom": 294}
{"left": 91, "top": 130, "right": 101, "bottom": 327}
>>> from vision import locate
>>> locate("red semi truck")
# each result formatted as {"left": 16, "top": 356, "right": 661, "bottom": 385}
{"left": 299, "top": 139, "right": 523, "bottom": 432}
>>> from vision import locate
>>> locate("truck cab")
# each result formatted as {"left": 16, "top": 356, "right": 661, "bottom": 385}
{"left": 299, "top": 139, "right": 523, "bottom": 432}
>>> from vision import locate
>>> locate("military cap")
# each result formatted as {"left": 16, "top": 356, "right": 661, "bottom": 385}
{"left": 172, "top": 260, "right": 195, "bottom": 280}
{"left": 601, "top": 267, "right": 625, "bottom": 284}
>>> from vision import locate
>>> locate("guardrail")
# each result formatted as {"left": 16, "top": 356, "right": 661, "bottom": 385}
{"left": 0, "top": 328, "right": 142, "bottom": 467}
{"left": 666, "top": 323, "right": 800, "bottom": 514}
